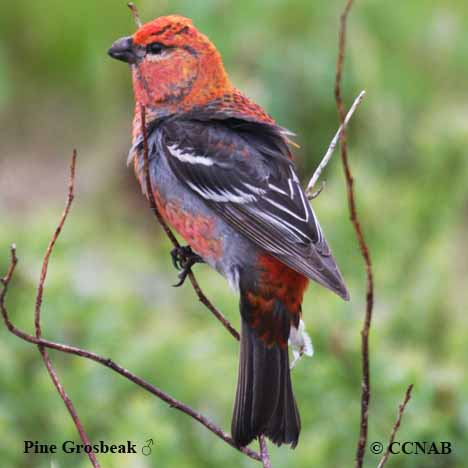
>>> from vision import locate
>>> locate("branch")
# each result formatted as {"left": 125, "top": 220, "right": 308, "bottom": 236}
{"left": 127, "top": 2, "right": 142, "bottom": 28}
{"left": 259, "top": 435, "right": 272, "bottom": 468}
{"left": 377, "top": 385, "right": 414, "bottom": 468}
{"left": 306, "top": 90, "right": 366, "bottom": 198}
{"left": 0, "top": 241, "right": 261, "bottom": 463}
{"left": 126, "top": 0, "right": 238, "bottom": 341}
{"left": 37, "top": 153, "right": 99, "bottom": 468}
{"left": 1, "top": 154, "right": 100, "bottom": 468}
{"left": 35, "top": 150, "right": 76, "bottom": 338}
{"left": 333, "top": 1, "right": 375, "bottom": 467}
{"left": 139, "top": 105, "right": 240, "bottom": 341}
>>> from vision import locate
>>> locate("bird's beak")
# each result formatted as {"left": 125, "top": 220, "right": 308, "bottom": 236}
{"left": 108, "top": 36, "right": 139, "bottom": 64}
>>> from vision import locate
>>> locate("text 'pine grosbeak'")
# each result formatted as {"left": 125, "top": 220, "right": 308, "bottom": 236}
{"left": 109, "top": 15, "right": 349, "bottom": 449}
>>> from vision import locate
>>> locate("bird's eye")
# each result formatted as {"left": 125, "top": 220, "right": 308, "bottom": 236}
{"left": 147, "top": 42, "right": 165, "bottom": 55}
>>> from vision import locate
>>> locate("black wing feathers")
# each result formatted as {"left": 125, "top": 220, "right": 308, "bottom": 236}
{"left": 158, "top": 118, "right": 349, "bottom": 300}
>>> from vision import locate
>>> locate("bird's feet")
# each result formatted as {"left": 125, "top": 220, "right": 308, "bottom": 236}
{"left": 170, "top": 245, "right": 205, "bottom": 287}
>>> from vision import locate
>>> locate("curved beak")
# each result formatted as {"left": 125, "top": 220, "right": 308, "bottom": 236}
{"left": 108, "top": 36, "right": 138, "bottom": 64}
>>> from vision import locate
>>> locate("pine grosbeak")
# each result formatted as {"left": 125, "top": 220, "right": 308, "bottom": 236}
{"left": 109, "top": 15, "right": 349, "bottom": 448}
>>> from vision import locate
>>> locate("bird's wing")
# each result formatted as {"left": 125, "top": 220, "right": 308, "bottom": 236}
{"left": 155, "top": 118, "right": 349, "bottom": 300}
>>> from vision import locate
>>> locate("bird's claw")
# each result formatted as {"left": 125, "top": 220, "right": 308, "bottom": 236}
{"left": 170, "top": 246, "right": 204, "bottom": 287}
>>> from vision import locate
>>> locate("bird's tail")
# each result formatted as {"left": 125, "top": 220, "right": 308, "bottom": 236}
{"left": 231, "top": 291, "right": 301, "bottom": 447}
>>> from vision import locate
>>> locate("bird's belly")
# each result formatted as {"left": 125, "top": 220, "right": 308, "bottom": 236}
{"left": 154, "top": 191, "right": 223, "bottom": 262}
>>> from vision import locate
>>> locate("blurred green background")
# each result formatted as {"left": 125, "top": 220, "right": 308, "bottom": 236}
{"left": 1, "top": 1, "right": 467, "bottom": 467}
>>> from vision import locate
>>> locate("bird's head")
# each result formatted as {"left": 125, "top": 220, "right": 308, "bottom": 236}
{"left": 108, "top": 15, "right": 232, "bottom": 113}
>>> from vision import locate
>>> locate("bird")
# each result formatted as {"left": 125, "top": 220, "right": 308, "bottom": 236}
{"left": 108, "top": 15, "right": 349, "bottom": 448}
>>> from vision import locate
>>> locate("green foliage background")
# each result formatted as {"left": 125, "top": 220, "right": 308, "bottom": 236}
{"left": 1, "top": 1, "right": 467, "bottom": 467}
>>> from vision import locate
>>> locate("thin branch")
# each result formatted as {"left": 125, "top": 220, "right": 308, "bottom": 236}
{"left": 126, "top": 4, "right": 238, "bottom": 340}
{"left": 3, "top": 154, "right": 100, "bottom": 468}
{"left": 377, "top": 385, "right": 414, "bottom": 468}
{"left": 139, "top": 105, "right": 240, "bottom": 341}
{"left": 34, "top": 150, "right": 76, "bottom": 338}
{"left": 139, "top": 106, "right": 179, "bottom": 246}
{"left": 0, "top": 244, "right": 17, "bottom": 290}
{"left": 306, "top": 90, "right": 366, "bottom": 198}
{"left": 259, "top": 435, "right": 272, "bottom": 468}
{"left": 39, "top": 153, "right": 99, "bottom": 468}
{"left": 333, "top": 1, "right": 375, "bottom": 467}
{"left": 188, "top": 271, "right": 240, "bottom": 340}
{"left": 127, "top": 2, "right": 142, "bottom": 28}
{"left": 0, "top": 263, "right": 260, "bottom": 461}
{"left": 39, "top": 349, "right": 100, "bottom": 468}
{"left": 0, "top": 246, "right": 19, "bottom": 337}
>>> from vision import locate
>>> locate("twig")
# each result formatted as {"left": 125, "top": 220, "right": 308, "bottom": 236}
{"left": 188, "top": 271, "right": 240, "bottom": 340}
{"left": 259, "top": 435, "right": 272, "bottom": 468}
{"left": 308, "top": 180, "right": 326, "bottom": 200}
{"left": 377, "top": 385, "right": 414, "bottom": 468}
{"left": 306, "top": 90, "right": 366, "bottom": 198}
{"left": 139, "top": 106, "right": 179, "bottom": 246}
{"left": 130, "top": 0, "right": 239, "bottom": 347}
{"left": 39, "top": 153, "right": 99, "bottom": 468}
{"left": 40, "top": 349, "right": 100, "bottom": 468}
{"left": 0, "top": 245, "right": 17, "bottom": 291}
{"left": 333, "top": 1, "right": 375, "bottom": 467}
{"left": 34, "top": 150, "right": 76, "bottom": 338}
{"left": 0, "top": 247, "right": 19, "bottom": 337}
{"left": 0, "top": 253, "right": 260, "bottom": 461}
{"left": 139, "top": 105, "right": 240, "bottom": 341}
{"left": 127, "top": 2, "right": 142, "bottom": 28}
{"left": 6, "top": 153, "right": 100, "bottom": 468}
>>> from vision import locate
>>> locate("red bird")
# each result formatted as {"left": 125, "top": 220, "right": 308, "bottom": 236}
{"left": 109, "top": 15, "right": 349, "bottom": 448}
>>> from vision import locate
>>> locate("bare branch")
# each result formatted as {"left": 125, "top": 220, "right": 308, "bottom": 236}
{"left": 308, "top": 180, "right": 326, "bottom": 200}
{"left": 0, "top": 279, "right": 261, "bottom": 461}
{"left": 0, "top": 245, "right": 19, "bottom": 333}
{"left": 1, "top": 153, "right": 100, "bottom": 468}
{"left": 306, "top": 90, "right": 366, "bottom": 198}
{"left": 188, "top": 272, "right": 240, "bottom": 340}
{"left": 35, "top": 150, "right": 76, "bottom": 338}
{"left": 127, "top": 0, "right": 238, "bottom": 342}
{"left": 333, "top": 1, "right": 376, "bottom": 467}
{"left": 128, "top": 0, "right": 239, "bottom": 344}
{"left": 139, "top": 106, "right": 179, "bottom": 246}
{"left": 139, "top": 105, "right": 240, "bottom": 341}
{"left": 259, "top": 435, "right": 272, "bottom": 468}
{"left": 37, "top": 152, "right": 99, "bottom": 468}
{"left": 377, "top": 385, "right": 414, "bottom": 468}
{"left": 0, "top": 245, "right": 17, "bottom": 286}
{"left": 39, "top": 349, "right": 100, "bottom": 468}
{"left": 127, "top": 2, "right": 142, "bottom": 28}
